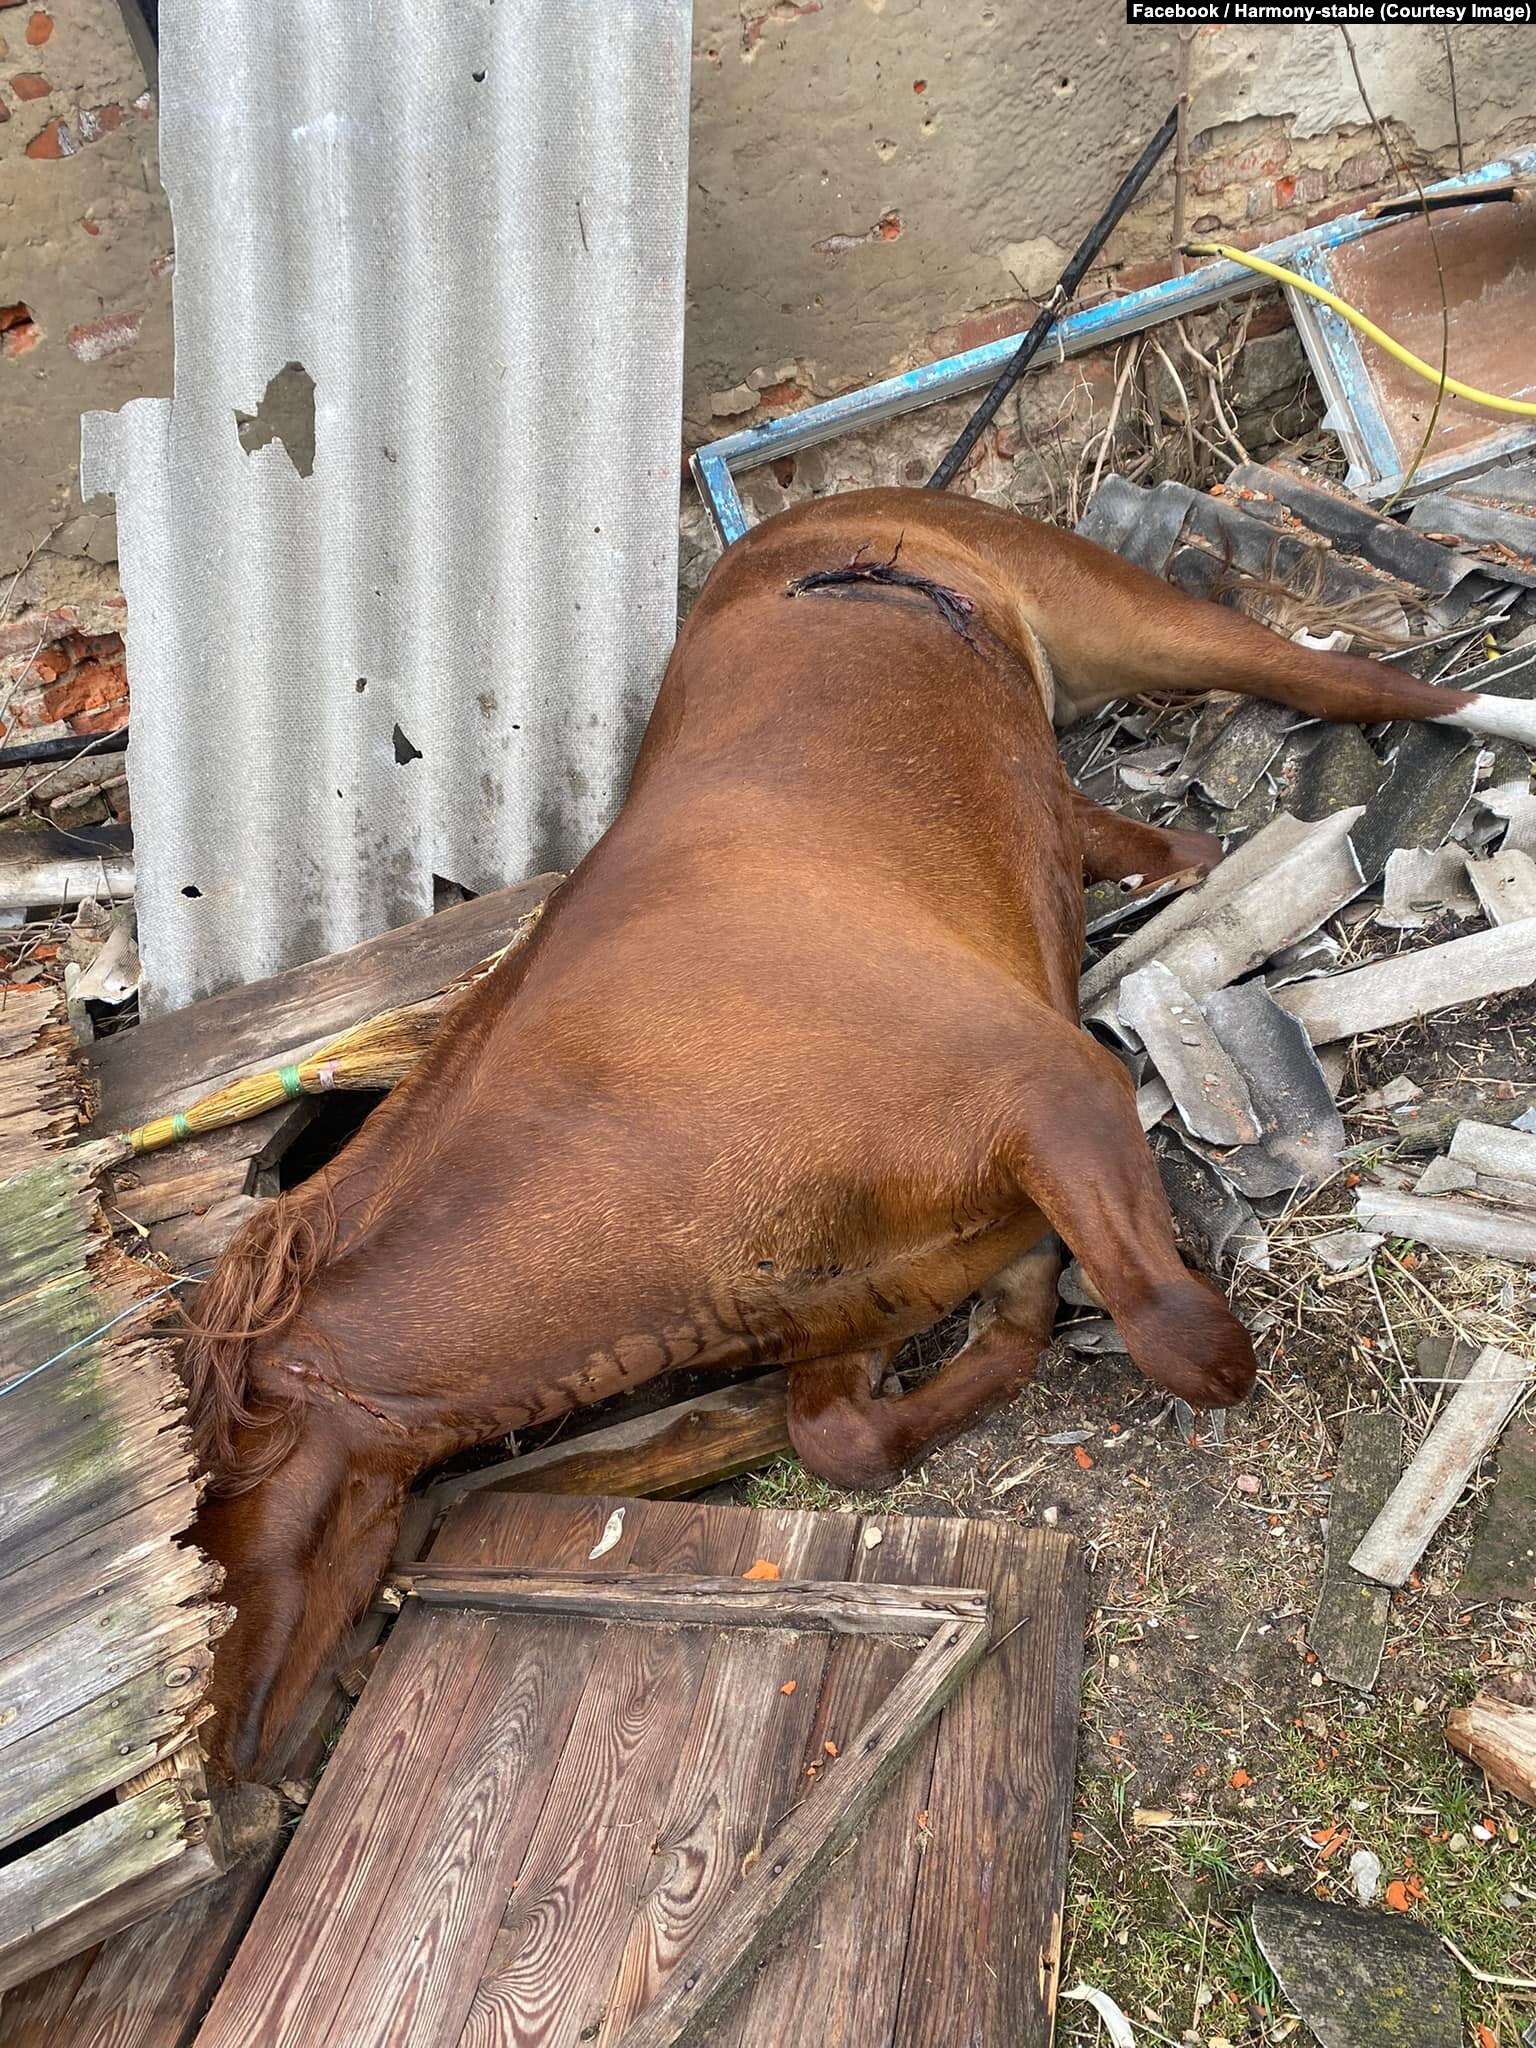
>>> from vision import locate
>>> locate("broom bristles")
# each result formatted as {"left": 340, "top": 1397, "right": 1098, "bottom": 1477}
{"left": 117, "top": 906, "right": 547, "bottom": 1158}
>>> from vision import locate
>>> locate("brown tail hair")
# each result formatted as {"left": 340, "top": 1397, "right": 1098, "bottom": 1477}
{"left": 180, "top": 1190, "right": 337, "bottom": 1494}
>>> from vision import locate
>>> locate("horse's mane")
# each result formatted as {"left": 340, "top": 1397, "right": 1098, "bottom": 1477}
{"left": 180, "top": 1188, "right": 338, "bottom": 1494}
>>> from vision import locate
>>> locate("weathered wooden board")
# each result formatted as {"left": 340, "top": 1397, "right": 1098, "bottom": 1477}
{"left": 1461, "top": 1420, "right": 1536, "bottom": 1602}
{"left": 197, "top": 1494, "right": 1084, "bottom": 2047}
{"left": 92, "top": 873, "right": 561, "bottom": 1130}
{"left": 425, "top": 1376, "right": 791, "bottom": 1517}
{"left": 0, "top": 992, "right": 223, "bottom": 1990}
{"left": 1309, "top": 1410, "right": 1402, "bottom": 1691}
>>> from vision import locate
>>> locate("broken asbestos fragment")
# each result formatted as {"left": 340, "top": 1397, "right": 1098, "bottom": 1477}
{"left": 1275, "top": 916, "right": 1536, "bottom": 1044}
{"left": 1197, "top": 981, "right": 1347, "bottom": 1196}
{"left": 1251, "top": 1891, "right": 1460, "bottom": 2048}
{"left": 1354, "top": 1187, "right": 1536, "bottom": 1265}
{"left": 1117, "top": 961, "right": 1260, "bottom": 1147}
{"left": 1349, "top": 1344, "right": 1536, "bottom": 1588}
{"left": 1379, "top": 845, "right": 1476, "bottom": 930}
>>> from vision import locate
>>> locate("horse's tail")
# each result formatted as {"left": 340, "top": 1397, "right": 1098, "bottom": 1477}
{"left": 180, "top": 1190, "right": 337, "bottom": 1494}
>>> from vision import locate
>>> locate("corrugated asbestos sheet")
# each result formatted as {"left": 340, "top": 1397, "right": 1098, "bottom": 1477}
{"left": 84, "top": 0, "right": 691, "bottom": 1013}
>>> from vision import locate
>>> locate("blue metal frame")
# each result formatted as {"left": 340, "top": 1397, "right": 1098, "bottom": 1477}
{"left": 691, "top": 148, "right": 1536, "bottom": 546}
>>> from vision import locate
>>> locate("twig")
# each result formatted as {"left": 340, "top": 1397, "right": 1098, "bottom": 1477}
{"left": 1439, "top": 1929, "right": 1536, "bottom": 1990}
{"left": 1085, "top": 340, "right": 1143, "bottom": 509}
{"left": 1440, "top": 31, "right": 1465, "bottom": 175}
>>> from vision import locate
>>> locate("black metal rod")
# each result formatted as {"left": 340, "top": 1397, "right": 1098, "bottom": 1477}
{"left": 0, "top": 727, "right": 129, "bottom": 770}
{"left": 927, "top": 105, "right": 1180, "bottom": 492}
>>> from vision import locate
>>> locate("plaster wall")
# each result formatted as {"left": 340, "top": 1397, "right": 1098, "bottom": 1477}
{"left": 3, "top": 6, "right": 1536, "bottom": 602}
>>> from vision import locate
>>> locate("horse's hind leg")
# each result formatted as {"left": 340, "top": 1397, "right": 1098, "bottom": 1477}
{"left": 786, "top": 1240, "right": 1062, "bottom": 1490}
{"left": 993, "top": 1021, "right": 1255, "bottom": 1407}
{"left": 1071, "top": 788, "right": 1222, "bottom": 884}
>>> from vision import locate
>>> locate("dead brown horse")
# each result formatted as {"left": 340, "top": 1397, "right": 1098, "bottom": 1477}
{"left": 187, "top": 486, "right": 1526, "bottom": 1775}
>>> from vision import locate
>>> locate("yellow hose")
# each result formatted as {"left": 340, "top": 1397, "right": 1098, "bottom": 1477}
{"left": 1185, "top": 240, "right": 1536, "bottom": 418}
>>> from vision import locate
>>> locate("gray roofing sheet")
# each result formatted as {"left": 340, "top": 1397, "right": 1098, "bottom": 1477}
{"left": 84, "top": 0, "right": 692, "bottom": 1012}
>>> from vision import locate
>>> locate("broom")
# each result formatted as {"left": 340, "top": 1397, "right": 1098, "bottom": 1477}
{"left": 119, "top": 904, "right": 545, "bottom": 1156}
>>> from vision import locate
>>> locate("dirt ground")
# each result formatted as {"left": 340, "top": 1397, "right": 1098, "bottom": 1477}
{"left": 731, "top": 986, "right": 1536, "bottom": 2046}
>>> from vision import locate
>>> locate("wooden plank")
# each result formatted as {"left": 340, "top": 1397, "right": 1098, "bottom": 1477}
{"left": 0, "top": 1943, "right": 100, "bottom": 2048}
{"left": 612, "top": 1616, "right": 988, "bottom": 2048}
{"left": 0, "top": 1785, "right": 198, "bottom": 1994}
{"left": 0, "top": 1543, "right": 216, "bottom": 1758}
{"left": 1351, "top": 1345, "right": 1536, "bottom": 1586}
{"left": 193, "top": 1607, "right": 500, "bottom": 2047}
{"left": 0, "top": 1649, "right": 214, "bottom": 1853}
{"left": 458, "top": 1505, "right": 745, "bottom": 2048}
{"left": 424, "top": 1375, "right": 791, "bottom": 1516}
{"left": 891, "top": 1518, "right": 1085, "bottom": 2048}
{"left": 712, "top": 1513, "right": 970, "bottom": 2048}
{"left": 49, "top": 1786, "right": 284, "bottom": 2048}
{"left": 92, "top": 873, "right": 561, "bottom": 1130}
{"left": 595, "top": 1505, "right": 858, "bottom": 2046}
{"left": 1444, "top": 1692, "right": 1536, "bottom": 1805}
{"left": 393, "top": 1566, "right": 988, "bottom": 1636}
{"left": 1309, "top": 1410, "right": 1403, "bottom": 1691}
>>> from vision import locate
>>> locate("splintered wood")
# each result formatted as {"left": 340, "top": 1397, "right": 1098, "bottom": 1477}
{"left": 0, "top": 992, "right": 226, "bottom": 1992}
{"left": 196, "top": 1493, "right": 1085, "bottom": 2047}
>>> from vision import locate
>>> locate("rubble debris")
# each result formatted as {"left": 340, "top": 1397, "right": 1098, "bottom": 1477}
{"left": 1479, "top": 776, "right": 1536, "bottom": 859}
{"left": 1179, "top": 698, "right": 1299, "bottom": 810}
{"left": 1290, "top": 723, "right": 1386, "bottom": 823}
{"left": 1379, "top": 846, "right": 1477, "bottom": 930}
{"left": 1356, "top": 1076, "right": 1422, "bottom": 1112}
{"left": 1466, "top": 848, "right": 1536, "bottom": 924}
{"left": 1229, "top": 462, "right": 1476, "bottom": 598}
{"left": 1460, "top": 1422, "right": 1536, "bottom": 1602}
{"left": 1197, "top": 981, "right": 1346, "bottom": 1195}
{"left": 1251, "top": 1891, "right": 1461, "bottom": 2048}
{"left": 1264, "top": 929, "right": 1341, "bottom": 988}
{"left": 1355, "top": 1188, "right": 1536, "bottom": 1266}
{"left": 69, "top": 901, "right": 139, "bottom": 1007}
{"left": 1058, "top": 1318, "right": 1128, "bottom": 1356}
{"left": 1150, "top": 1127, "right": 1268, "bottom": 1272}
{"left": 1117, "top": 962, "right": 1260, "bottom": 1147}
{"left": 1444, "top": 1692, "right": 1536, "bottom": 1807}
{"left": 1309, "top": 1409, "right": 1401, "bottom": 1691}
{"left": 1409, "top": 462, "right": 1536, "bottom": 584}
{"left": 1083, "top": 809, "right": 1365, "bottom": 1021}
{"left": 1448, "top": 1117, "right": 1536, "bottom": 1186}
{"left": 1347, "top": 724, "right": 1478, "bottom": 889}
{"left": 1350, "top": 1346, "right": 1536, "bottom": 1588}
{"left": 1276, "top": 917, "right": 1536, "bottom": 1045}
{"left": 1309, "top": 1228, "right": 1384, "bottom": 1272}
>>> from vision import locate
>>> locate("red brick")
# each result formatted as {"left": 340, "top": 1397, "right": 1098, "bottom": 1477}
{"left": 24, "top": 113, "right": 70, "bottom": 157}
{"left": 756, "top": 380, "right": 805, "bottom": 410}
{"left": 930, "top": 301, "right": 1033, "bottom": 357}
{"left": 1115, "top": 257, "right": 1177, "bottom": 295}
{"left": 31, "top": 642, "right": 70, "bottom": 682}
{"left": 74, "top": 701, "right": 130, "bottom": 737}
{"left": 79, "top": 215, "right": 99, "bottom": 235}
{"left": 1337, "top": 148, "right": 1388, "bottom": 192}
{"left": 34, "top": 658, "right": 128, "bottom": 725}
{"left": 1295, "top": 168, "right": 1328, "bottom": 204}
{"left": 102, "top": 775, "right": 131, "bottom": 823}
{"left": 9, "top": 70, "right": 49, "bottom": 97}
{"left": 25, "top": 9, "right": 50, "bottom": 43}
{"left": 66, "top": 308, "right": 142, "bottom": 361}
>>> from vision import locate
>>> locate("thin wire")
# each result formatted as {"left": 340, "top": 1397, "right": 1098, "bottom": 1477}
{"left": 0, "top": 1271, "right": 207, "bottom": 1401}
